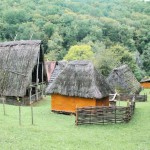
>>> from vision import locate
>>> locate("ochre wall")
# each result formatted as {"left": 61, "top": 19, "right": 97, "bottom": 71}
{"left": 51, "top": 94, "right": 109, "bottom": 113}
{"left": 96, "top": 97, "right": 109, "bottom": 106}
{"left": 141, "top": 82, "right": 150, "bottom": 88}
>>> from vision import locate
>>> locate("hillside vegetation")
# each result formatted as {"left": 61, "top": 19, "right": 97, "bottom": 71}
{"left": 0, "top": 0, "right": 150, "bottom": 79}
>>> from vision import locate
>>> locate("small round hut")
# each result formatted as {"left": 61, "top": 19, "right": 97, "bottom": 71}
{"left": 107, "top": 65, "right": 141, "bottom": 94}
{"left": 46, "top": 60, "right": 113, "bottom": 113}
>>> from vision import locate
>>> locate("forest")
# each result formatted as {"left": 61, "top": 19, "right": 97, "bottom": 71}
{"left": 0, "top": 0, "right": 150, "bottom": 80}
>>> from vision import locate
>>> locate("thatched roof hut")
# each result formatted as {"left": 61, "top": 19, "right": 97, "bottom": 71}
{"left": 140, "top": 77, "right": 150, "bottom": 88}
{"left": 107, "top": 65, "right": 141, "bottom": 94}
{"left": 0, "top": 40, "right": 47, "bottom": 105}
{"left": 46, "top": 60, "right": 113, "bottom": 113}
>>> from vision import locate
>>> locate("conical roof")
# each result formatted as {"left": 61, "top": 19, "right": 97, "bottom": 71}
{"left": 107, "top": 65, "right": 141, "bottom": 94}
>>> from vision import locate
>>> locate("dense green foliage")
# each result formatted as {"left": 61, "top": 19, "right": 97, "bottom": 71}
{"left": 0, "top": 0, "right": 150, "bottom": 79}
{"left": 64, "top": 45, "right": 94, "bottom": 60}
{"left": 0, "top": 90, "right": 150, "bottom": 150}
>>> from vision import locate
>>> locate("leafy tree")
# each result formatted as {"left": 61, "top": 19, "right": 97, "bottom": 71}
{"left": 4, "top": 9, "right": 30, "bottom": 24}
{"left": 141, "top": 46, "right": 150, "bottom": 76}
{"left": 45, "top": 51, "right": 57, "bottom": 61}
{"left": 94, "top": 44, "right": 144, "bottom": 79}
{"left": 64, "top": 45, "right": 94, "bottom": 61}
{"left": 93, "top": 44, "right": 121, "bottom": 77}
{"left": 43, "top": 22, "right": 54, "bottom": 38}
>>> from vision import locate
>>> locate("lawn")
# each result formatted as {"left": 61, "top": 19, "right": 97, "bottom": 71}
{"left": 0, "top": 89, "right": 150, "bottom": 150}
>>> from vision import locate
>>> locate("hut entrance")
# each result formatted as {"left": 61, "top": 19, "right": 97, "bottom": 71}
{"left": 27, "top": 49, "right": 47, "bottom": 104}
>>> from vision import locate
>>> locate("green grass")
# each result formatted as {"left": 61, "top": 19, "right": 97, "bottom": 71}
{"left": 0, "top": 89, "right": 150, "bottom": 150}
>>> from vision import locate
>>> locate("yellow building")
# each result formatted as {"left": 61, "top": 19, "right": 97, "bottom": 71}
{"left": 46, "top": 61, "right": 113, "bottom": 114}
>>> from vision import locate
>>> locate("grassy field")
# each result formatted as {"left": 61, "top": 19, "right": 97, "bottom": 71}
{"left": 0, "top": 89, "right": 150, "bottom": 150}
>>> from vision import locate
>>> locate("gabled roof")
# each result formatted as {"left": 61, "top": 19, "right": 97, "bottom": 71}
{"left": 46, "top": 60, "right": 113, "bottom": 99}
{"left": 0, "top": 40, "right": 47, "bottom": 97}
{"left": 107, "top": 65, "right": 141, "bottom": 94}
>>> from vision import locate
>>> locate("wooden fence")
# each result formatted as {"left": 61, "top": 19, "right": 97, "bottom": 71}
{"left": 117, "top": 94, "right": 147, "bottom": 102}
{"left": 76, "top": 102, "right": 135, "bottom": 125}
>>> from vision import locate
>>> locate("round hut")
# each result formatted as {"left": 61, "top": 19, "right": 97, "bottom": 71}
{"left": 46, "top": 60, "right": 113, "bottom": 113}
{"left": 107, "top": 65, "right": 141, "bottom": 94}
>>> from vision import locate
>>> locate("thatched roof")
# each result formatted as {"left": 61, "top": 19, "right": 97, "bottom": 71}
{"left": 107, "top": 65, "right": 141, "bottom": 94}
{"left": 46, "top": 60, "right": 113, "bottom": 99}
{"left": 48, "top": 61, "right": 67, "bottom": 84}
{"left": 140, "top": 77, "right": 150, "bottom": 83}
{"left": 0, "top": 40, "right": 47, "bottom": 97}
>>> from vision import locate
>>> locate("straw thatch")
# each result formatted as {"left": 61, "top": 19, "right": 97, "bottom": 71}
{"left": 140, "top": 77, "right": 150, "bottom": 83}
{"left": 48, "top": 61, "right": 67, "bottom": 84}
{"left": 0, "top": 40, "right": 47, "bottom": 97}
{"left": 46, "top": 60, "right": 113, "bottom": 99}
{"left": 107, "top": 65, "right": 141, "bottom": 94}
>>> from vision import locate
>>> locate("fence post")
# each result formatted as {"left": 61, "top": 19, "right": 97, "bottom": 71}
{"left": 103, "top": 107, "right": 104, "bottom": 125}
{"left": 19, "top": 103, "right": 21, "bottom": 126}
{"left": 115, "top": 106, "right": 116, "bottom": 124}
{"left": 17, "top": 97, "right": 22, "bottom": 126}
{"left": 31, "top": 105, "right": 34, "bottom": 125}
{"left": 75, "top": 108, "right": 78, "bottom": 126}
{"left": 2, "top": 97, "right": 6, "bottom": 115}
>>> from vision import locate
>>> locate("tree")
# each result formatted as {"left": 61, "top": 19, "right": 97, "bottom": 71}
{"left": 141, "top": 46, "right": 150, "bottom": 76}
{"left": 4, "top": 9, "right": 30, "bottom": 24}
{"left": 47, "top": 32, "right": 65, "bottom": 60}
{"left": 94, "top": 44, "right": 143, "bottom": 79}
{"left": 93, "top": 44, "right": 121, "bottom": 77}
{"left": 64, "top": 45, "right": 94, "bottom": 61}
{"left": 44, "top": 51, "right": 57, "bottom": 61}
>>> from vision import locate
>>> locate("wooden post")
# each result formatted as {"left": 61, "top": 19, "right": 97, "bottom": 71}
{"left": 19, "top": 102, "right": 21, "bottom": 126}
{"left": 2, "top": 97, "right": 6, "bottom": 115}
{"left": 36, "top": 53, "right": 40, "bottom": 101}
{"left": 103, "top": 107, "right": 104, "bottom": 125}
{"left": 115, "top": 106, "right": 116, "bottom": 124}
{"left": 41, "top": 63, "right": 44, "bottom": 98}
{"left": 29, "top": 87, "right": 32, "bottom": 105}
{"left": 31, "top": 105, "right": 34, "bottom": 125}
{"left": 75, "top": 108, "right": 78, "bottom": 126}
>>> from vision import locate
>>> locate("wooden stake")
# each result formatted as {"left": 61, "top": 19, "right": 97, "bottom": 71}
{"left": 41, "top": 63, "right": 44, "bottom": 98}
{"left": 19, "top": 104, "right": 21, "bottom": 126}
{"left": 29, "top": 87, "right": 32, "bottom": 105}
{"left": 76, "top": 108, "right": 78, "bottom": 126}
{"left": 36, "top": 53, "right": 40, "bottom": 101}
{"left": 31, "top": 105, "right": 34, "bottom": 125}
{"left": 2, "top": 97, "right": 6, "bottom": 115}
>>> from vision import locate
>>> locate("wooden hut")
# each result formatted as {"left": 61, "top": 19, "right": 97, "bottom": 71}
{"left": 46, "top": 60, "right": 113, "bottom": 113}
{"left": 140, "top": 78, "right": 150, "bottom": 88}
{"left": 0, "top": 40, "right": 47, "bottom": 105}
{"left": 107, "top": 65, "right": 141, "bottom": 94}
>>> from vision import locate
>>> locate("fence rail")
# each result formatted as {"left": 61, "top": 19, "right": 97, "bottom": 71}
{"left": 76, "top": 102, "right": 135, "bottom": 125}
{"left": 117, "top": 94, "right": 147, "bottom": 102}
